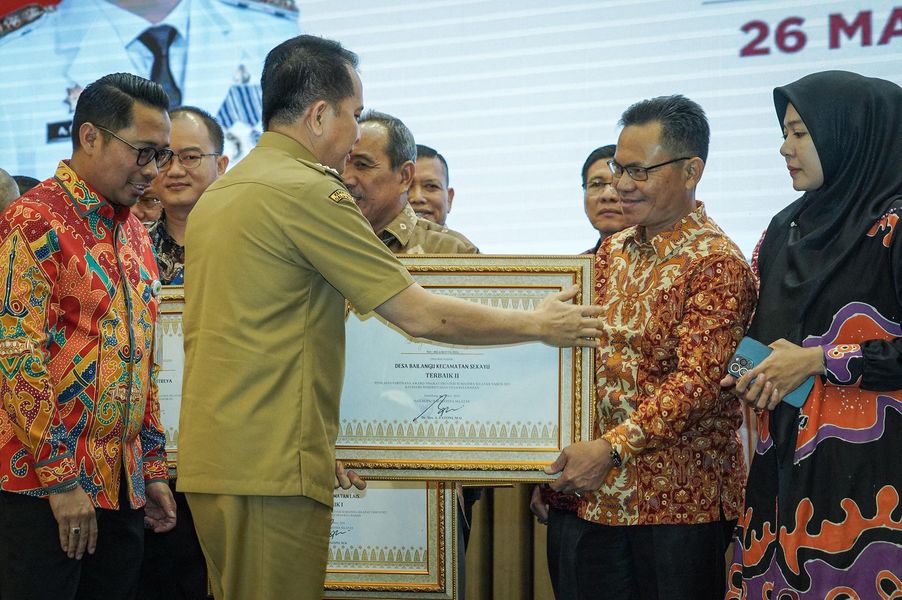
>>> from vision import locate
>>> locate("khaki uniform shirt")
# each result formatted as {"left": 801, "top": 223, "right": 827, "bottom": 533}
{"left": 177, "top": 132, "right": 413, "bottom": 506}
{"left": 381, "top": 204, "right": 478, "bottom": 254}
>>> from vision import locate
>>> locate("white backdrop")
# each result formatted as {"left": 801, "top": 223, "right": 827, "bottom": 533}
{"left": 302, "top": 0, "right": 902, "bottom": 256}
{"left": 2, "top": 0, "right": 900, "bottom": 256}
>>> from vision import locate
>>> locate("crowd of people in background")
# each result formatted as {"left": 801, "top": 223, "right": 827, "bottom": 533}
{"left": 0, "top": 30, "right": 899, "bottom": 600}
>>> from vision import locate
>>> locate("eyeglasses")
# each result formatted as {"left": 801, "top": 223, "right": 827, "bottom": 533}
{"left": 607, "top": 156, "right": 692, "bottom": 181}
{"left": 164, "top": 150, "right": 221, "bottom": 170}
{"left": 583, "top": 177, "right": 615, "bottom": 192}
{"left": 95, "top": 125, "right": 174, "bottom": 168}
{"left": 136, "top": 196, "right": 160, "bottom": 207}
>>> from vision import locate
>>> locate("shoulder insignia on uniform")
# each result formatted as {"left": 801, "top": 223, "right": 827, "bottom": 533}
{"left": 217, "top": 0, "right": 298, "bottom": 18}
{"left": 329, "top": 189, "right": 354, "bottom": 204}
{"left": 0, "top": 3, "right": 48, "bottom": 40}
{"left": 315, "top": 163, "right": 340, "bottom": 177}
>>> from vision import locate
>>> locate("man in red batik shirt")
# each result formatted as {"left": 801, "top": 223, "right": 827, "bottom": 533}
{"left": 0, "top": 72, "right": 177, "bottom": 600}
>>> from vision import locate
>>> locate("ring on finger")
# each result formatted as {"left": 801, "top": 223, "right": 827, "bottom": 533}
{"left": 71, "top": 526, "right": 81, "bottom": 536}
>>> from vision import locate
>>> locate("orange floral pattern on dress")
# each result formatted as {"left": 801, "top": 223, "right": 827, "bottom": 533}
{"left": 866, "top": 209, "right": 899, "bottom": 248}
{"left": 780, "top": 486, "right": 901, "bottom": 576}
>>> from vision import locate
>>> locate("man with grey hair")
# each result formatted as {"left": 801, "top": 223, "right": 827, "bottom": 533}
{"left": 546, "top": 95, "right": 756, "bottom": 599}
{"left": 343, "top": 109, "right": 478, "bottom": 598}
{"left": 343, "top": 110, "right": 476, "bottom": 254}
{"left": 178, "top": 35, "right": 604, "bottom": 600}
{"left": 0, "top": 169, "right": 19, "bottom": 212}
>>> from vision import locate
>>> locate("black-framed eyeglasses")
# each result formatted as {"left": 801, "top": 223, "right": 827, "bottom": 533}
{"left": 607, "top": 156, "right": 692, "bottom": 181}
{"left": 95, "top": 125, "right": 174, "bottom": 168}
{"left": 583, "top": 177, "right": 615, "bottom": 192}
{"left": 165, "top": 150, "right": 221, "bottom": 170}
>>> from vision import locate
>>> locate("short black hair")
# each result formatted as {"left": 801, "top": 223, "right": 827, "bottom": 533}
{"left": 72, "top": 72, "right": 169, "bottom": 151}
{"left": 416, "top": 144, "right": 450, "bottom": 186}
{"left": 169, "top": 105, "right": 225, "bottom": 154}
{"left": 619, "top": 95, "right": 709, "bottom": 162}
{"left": 360, "top": 110, "right": 415, "bottom": 170}
{"left": 580, "top": 144, "right": 616, "bottom": 188}
{"left": 262, "top": 35, "right": 359, "bottom": 130}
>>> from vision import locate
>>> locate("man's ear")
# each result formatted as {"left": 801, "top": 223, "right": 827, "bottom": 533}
{"left": 305, "top": 100, "right": 330, "bottom": 137}
{"left": 446, "top": 187, "right": 454, "bottom": 213}
{"left": 398, "top": 160, "right": 415, "bottom": 192}
{"left": 685, "top": 157, "right": 705, "bottom": 188}
{"left": 79, "top": 122, "right": 99, "bottom": 155}
{"left": 216, "top": 154, "right": 229, "bottom": 175}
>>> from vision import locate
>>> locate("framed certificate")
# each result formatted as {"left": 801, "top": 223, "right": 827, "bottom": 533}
{"left": 324, "top": 480, "right": 456, "bottom": 599}
{"left": 155, "top": 286, "right": 185, "bottom": 468}
{"left": 336, "top": 255, "right": 594, "bottom": 482}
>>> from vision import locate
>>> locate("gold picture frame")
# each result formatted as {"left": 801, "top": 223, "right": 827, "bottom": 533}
{"left": 324, "top": 479, "right": 456, "bottom": 598}
{"left": 336, "top": 255, "right": 595, "bottom": 482}
{"left": 155, "top": 285, "right": 185, "bottom": 469}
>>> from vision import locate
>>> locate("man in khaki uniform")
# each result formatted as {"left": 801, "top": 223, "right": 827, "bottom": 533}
{"left": 344, "top": 111, "right": 480, "bottom": 598}
{"left": 177, "top": 35, "right": 604, "bottom": 600}
{"left": 343, "top": 110, "right": 478, "bottom": 254}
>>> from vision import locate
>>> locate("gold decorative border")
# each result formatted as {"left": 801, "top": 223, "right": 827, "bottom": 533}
{"left": 340, "top": 419, "right": 557, "bottom": 447}
{"left": 324, "top": 480, "right": 455, "bottom": 597}
{"left": 338, "top": 255, "right": 594, "bottom": 479}
{"left": 157, "top": 286, "right": 184, "bottom": 471}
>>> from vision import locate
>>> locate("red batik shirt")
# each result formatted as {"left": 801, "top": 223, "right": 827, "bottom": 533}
{"left": 0, "top": 161, "right": 168, "bottom": 509}
{"left": 579, "top": 203, "right": 756, "bottom": 526}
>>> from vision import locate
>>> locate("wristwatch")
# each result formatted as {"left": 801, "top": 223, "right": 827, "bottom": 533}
{"left": 610, "top": 448, "right": 623, "bottom": 468}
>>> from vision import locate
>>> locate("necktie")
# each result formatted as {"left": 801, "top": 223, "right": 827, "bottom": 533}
{"left": 138, "top": 25, "right": 181, "bottom": 108}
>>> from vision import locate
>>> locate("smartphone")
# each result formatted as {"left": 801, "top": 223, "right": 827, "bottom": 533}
{"left": 727, "top": 337, "right": 814, "bottom": 408}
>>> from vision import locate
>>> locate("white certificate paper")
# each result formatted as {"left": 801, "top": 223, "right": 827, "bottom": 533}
{"left": 325, "top": 480, "right": 455, "bottom": 598}
{"left": 155, "top": 288, "right": 184, "bottom": 465}
{"left": 336, "top": 256, "right": 594, "bottom": 481}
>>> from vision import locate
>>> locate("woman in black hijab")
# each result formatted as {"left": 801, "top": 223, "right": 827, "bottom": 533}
{"left": 725, "top": 71, "right": 902, "bottom": 598}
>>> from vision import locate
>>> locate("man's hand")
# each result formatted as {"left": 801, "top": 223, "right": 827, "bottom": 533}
{"left": 721, "top": 339, "right": 823, "bottom": 410}
{"left": 144, "top": 481, "right": 177, "bottom": 533}
{"left": 529, "top": 485, "right": 549, "bottom": 525}
{"left": 535, "top": 285, "right": 604, "bottom": 348}
{"left": 334, "top": 460, "right": 366, "bottom": 490}
{"left": 545, "top": 439, "right": 614, "bottom": 494}
{"left": 47, "top": 486, "right": 97, "bottom": 559}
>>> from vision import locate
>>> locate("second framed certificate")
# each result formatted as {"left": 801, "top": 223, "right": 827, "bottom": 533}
{"left": 155, "top": 286, "right": 185, "bottom": 468}
{"left": 324, "top": 480, "right": 455, "bottom": 599}
{"left": 336, "top": 255, "right": 595, "bottom": 482}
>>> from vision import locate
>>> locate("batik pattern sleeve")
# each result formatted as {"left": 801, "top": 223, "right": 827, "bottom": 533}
{"left": 0, "top": 214, "right": 78, "bottom": 492}
{"left": 601, "top": 255, "right": 756, "bottom": 463}
{"left": 140, "top": 361, "right": 168, "bottom": 483}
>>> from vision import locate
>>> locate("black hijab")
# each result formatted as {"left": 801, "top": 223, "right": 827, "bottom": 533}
{"left": 749, "top": 70, "right": 902, "bottom": 345}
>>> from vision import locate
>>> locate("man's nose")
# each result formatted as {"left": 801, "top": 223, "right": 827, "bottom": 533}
{"left": 600, "top": 183, "right": 619, "bottom": 202}
{"left": 140, "top": 160, "right": 160, "bottom": 180}
{"left": 408, "top": 185, "right": 425, "bottom": 203}
{"left": 614, "top": 175, "right": 633, "bottom": 193}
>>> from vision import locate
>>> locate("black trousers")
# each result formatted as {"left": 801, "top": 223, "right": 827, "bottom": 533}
{"left": 0, "top": 482, "right": 145, "bottom": 600}
{"left": 546, "top": 508, "right": 592, "bottom": 600}
{"left": 137, "top": 481, "right": 209, "bottom": 600}
{"left": 564, "top": 513, "right": 734, "bottom": 600}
